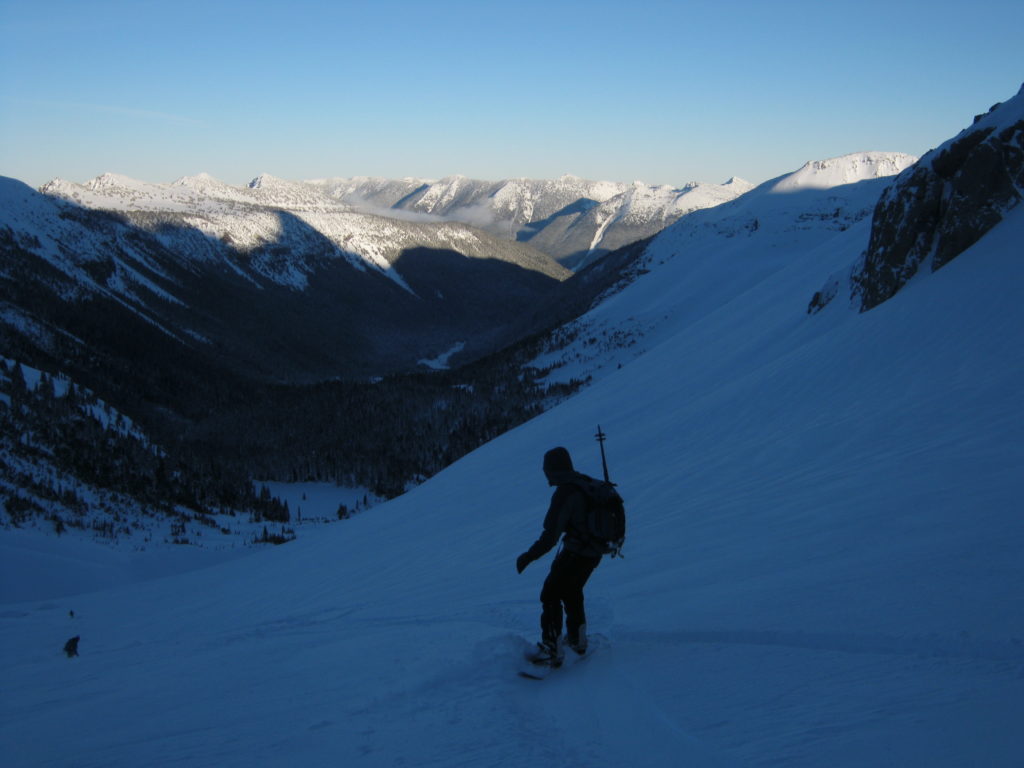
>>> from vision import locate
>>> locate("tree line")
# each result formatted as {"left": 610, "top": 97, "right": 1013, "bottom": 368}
{"left": 0, "top": 361, "right": 290, "bottom": 537}
{"left": 177, "top": 331, "right": 585, "bottom": 499}
{"left": 0, "top": 330, "right": 586, "bottom": 537}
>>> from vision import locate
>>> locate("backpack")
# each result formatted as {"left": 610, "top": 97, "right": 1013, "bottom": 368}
{"left": 573, "top": 477, "right": 626, "bottom": 557}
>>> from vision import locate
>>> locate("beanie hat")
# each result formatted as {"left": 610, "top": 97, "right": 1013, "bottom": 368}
{"left": 543, "top": 447, "right": 574, "bottom": 474}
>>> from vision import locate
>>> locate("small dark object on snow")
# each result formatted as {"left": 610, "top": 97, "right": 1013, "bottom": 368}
{"left": 64, "top": 635, "right": 80, "bottom": 658}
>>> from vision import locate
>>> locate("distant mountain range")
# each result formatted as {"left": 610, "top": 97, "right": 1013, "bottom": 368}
{"left": 38, "top": 171, "right": 754, "bottom": 274}
{"left": 307, "top": 174, "right": 755, "bottom": 268}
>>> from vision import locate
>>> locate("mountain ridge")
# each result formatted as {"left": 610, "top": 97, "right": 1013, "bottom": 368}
{"left": 312, "top": 172, "right": 755, "bottom": 268}
{"left": 38, "top": 170, "right": 757, "bottom": 270}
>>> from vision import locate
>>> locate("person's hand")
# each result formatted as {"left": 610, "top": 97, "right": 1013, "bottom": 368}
{"left": 516, "top": 553, "right": 531, "bottom": 574}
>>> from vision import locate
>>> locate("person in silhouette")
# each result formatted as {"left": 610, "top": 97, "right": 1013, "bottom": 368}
{"left": 516, "top": 447, "right": 603, "bottom": 663}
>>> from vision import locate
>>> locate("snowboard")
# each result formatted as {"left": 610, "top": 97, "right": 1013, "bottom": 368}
{"left": 518, "top": 635, "right": 606, "bottom": 680}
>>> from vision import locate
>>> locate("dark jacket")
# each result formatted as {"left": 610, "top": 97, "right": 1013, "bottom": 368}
{"left": 522, "top": 468, "right": 605, "bottom": 562}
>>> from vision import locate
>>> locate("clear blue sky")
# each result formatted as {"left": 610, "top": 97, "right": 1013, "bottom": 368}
{"left": 1, "top": 0, "right": 1021, "bottom": 189}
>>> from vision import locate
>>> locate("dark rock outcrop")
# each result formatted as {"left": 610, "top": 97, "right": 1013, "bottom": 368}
{"left": 853, "top": 86, "right": 1023, "bottom": 311}
{"left": 810, "top": 85, "right": 1023, "bottom": 314}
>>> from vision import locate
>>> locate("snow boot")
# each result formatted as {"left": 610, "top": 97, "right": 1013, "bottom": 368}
{"left": 530, "top": 638, "right": 564, "bottom": 667}
{"left": 567, "top": 623, "right": 588, "bottom": 655}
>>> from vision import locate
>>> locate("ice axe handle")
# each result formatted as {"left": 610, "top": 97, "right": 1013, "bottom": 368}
{"left": 595, "top": 425, "right": 610, "bottom": 483}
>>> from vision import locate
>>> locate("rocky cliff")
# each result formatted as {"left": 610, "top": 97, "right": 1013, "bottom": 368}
{"left": 836, "top": 85, "right": 1023, "bottom": 313}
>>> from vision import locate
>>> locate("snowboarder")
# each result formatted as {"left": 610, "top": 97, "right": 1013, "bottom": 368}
{"left": 516, "top": 447, "right": 604, "bottom": 665}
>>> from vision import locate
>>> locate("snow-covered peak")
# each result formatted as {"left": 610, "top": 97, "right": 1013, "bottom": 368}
{"left": 38, "top": 177, "right": 78, "bottom": 197}
{"left": 242, "top": 174, "right": 352, "bottom": 210}
{"left": 172, "top": 172, "right": 228, "bottom": 190}
{"left": 41, "top": 173, "right": 180, "bottom": 211}
{"left": 247, "top": 173, "right": 290, "bottom": 190}
{"left": 769, "top": 152, "right": 918, "bottom": 193}
{"left": 84, "top": 172, "right": 142, "bottom": 191}
{"left": 39, "top": 172, "right": 252, "bottom": 212}
{"left": 722, "top": 176, "right": 754, "bottom": 191}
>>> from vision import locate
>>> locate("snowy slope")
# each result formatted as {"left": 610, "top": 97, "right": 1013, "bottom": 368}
{"left": 532, "top": 152, "right": 918, "bottom": 385}
{"left": 2, "top": 159, "right": 1021, "bottom": 768}
{"left": 563, "top": 177, "right": 757, "bottom": 271}
{"left": 768, "top": 151, "right": 918, "bottom": 192}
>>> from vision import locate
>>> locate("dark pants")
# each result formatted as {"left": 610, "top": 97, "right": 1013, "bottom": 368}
{"left": 540, "top": 550, "right": 600, "bottom": 645}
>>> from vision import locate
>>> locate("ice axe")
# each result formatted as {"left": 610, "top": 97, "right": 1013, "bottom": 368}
{"left": 595, "top": 425, "right": 612, "bottom": 484}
